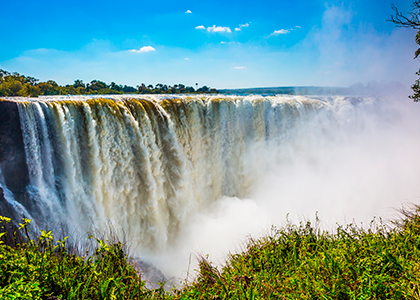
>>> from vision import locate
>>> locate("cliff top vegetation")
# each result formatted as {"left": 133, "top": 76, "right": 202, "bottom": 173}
{"left": 0, "top": 69, "right": 218, "bottom": 97}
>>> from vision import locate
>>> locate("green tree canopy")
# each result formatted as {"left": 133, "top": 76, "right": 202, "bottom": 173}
{"left": 0, "top": 69, "right": 218, "bottom": 97}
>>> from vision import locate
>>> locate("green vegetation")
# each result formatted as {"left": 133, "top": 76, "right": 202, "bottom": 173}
{"left": 177, "top": 214, "right": 420, "bottom": 300}
{"left": 0, "top": 69, "right": 218, "bottom": 97}
{"left": 0, "top": 216, "right": 154, "bottom": 299}
{"left": 1, "top": 206, "right": 420, "bottom": 299}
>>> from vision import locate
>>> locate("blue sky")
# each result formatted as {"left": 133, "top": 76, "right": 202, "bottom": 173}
{"left": 0, "top": 0, "right": 417, "bottom": 89}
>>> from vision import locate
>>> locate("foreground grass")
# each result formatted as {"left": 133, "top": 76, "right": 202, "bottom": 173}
{"left": 0, "top": 217, "right": 155, "bottom": 299}
{"left": 1, "top": 207, "right": 420, "bottom": 299}
{"left": 177, "top": 216, "right": 420, "bottom": 300}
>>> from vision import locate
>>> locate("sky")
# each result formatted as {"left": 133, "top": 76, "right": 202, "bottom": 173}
{"left": 0, "top": 0, "right": 417, "bottom": 89}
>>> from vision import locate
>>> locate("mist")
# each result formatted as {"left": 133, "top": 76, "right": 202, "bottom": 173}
{"left": 139, "top": 94, "right": 420, "bottom": 286}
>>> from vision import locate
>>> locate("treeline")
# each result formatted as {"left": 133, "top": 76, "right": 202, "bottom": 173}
{"left": 0, "top": 69, "right": 218, "bottom": 97}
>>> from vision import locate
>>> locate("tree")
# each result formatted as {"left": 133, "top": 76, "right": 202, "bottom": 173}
{"left": 73, "top": 79, "right": 85, "bottom": 89}
{"left": 0, "top": 68, "right": 218, "bottom": 97}
{"left": 109, "top": 82, "right": 122, "bottom": 92}
{"left": 122, "top": 85, "right": 136, "bottom": 93}
{"left": 197, "top": 86, "right": 210, "bottom": 93}
{"left": 38, "top": 80, "right": 60, "bottom": 95}
{"left": 87, "top": 80, "right": 108, "bottom": 93}
{"left": 390, "top": 1, "right": 420, "bottom": 101}
{"left": 390, "top": 1, "right": 420, "bottom": 28}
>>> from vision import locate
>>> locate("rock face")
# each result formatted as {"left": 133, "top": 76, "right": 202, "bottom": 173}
{"left": 0, "top": 186, "right": 15, "bottom": 219}
{"left": 0, "top": 100, "right": 29, "bottom": 196}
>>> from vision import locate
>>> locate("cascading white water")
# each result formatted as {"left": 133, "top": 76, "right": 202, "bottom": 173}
{"left": 12, "top": 95, "right": 335, "bottom": 249}
{"left": 8, "top": 93, "right": 410, "bottom": 262}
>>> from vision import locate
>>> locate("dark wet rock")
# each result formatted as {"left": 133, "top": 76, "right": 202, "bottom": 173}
{"left": 129, "top": 258, "right": 169, "bottom": 290}
{"left": 0, "top": 186, "right": 19, "bottom": 220}
{"left": 0, "top": 100, "right": 29, "bottom": 195}
{"left": 0, "top": 186, "right": 6, "bottom": 216}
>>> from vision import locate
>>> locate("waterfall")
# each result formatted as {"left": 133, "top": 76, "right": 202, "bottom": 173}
{"left": 0, "top": 95, "right": 384, "bottom": 251}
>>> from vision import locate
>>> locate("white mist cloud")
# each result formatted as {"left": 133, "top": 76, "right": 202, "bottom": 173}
{"left": 246, "top": 98, "right": 420, "bottom": 227}
{"left": 130, "top": 46, "right": 156, "bottom": 53}
{"left": 144, "top": 96, "right": 420, "bottom": 282}
{"left": 195, "top": 25, "right": 205, "bottom": 30}
{"left": 153, "top": 196, "right": 272, "bottom": 279}
{"left": 233, "top": 66, "right": 246, "bottom": 69}
{"left": 185, "top": 10, "right": 192, "bottom": 14}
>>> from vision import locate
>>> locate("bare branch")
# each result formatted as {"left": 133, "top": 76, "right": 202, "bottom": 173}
{"left": 389, "top": 2, "right": 420, "bottom": 28}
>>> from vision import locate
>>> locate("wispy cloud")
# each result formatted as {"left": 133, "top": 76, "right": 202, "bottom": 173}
{"left": 196, "top": 25, "right": 232, "bottom": 33}
{"left": 220, "top": 41, "right": 239, "bottom": 45}
{"left": 235, "top": 23, "right": 250, "bottom": 31}
{"left": 270, "top": 26, "right": 300, "bottom": 36}
{"left": 233, "top": 66, "right": 246, "bottom": 69}
{"left": 271, "top": 29, "right": 290, "bottom": 35}
{"left": 185, "top": 10, "right": 192, "bottom": 14}
{"left": 207, "top": 25, "right": 232, "bottom": 33}
{"left": 184, "top": 57, "right": 190, "bottom": 60}
{"left": 130, "top": 46, "right": 156, "bottom": 53}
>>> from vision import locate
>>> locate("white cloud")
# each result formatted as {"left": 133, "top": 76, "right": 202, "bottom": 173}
{"left": 207, "top": 25, "right": 232, "bottom": 33}
{"left": 220, "top": 41, "right": 239, "bottom": 45}
{"left": 233, "top": 66, "right": 246, "bottom": 69}
{"left": 271, "top": 29, "right": 290, "bottom": 35}
{"left": 196, "top": 25, "right": 232, "bottom": 33}
{"left": 184, "top": 58, "right": 190, "bottom": 60}
{"left": 235, "top": 23, "right": 250, "bottom": 32}
{"left": 130, "top": 46, "right": 156, "bottom": 53}
{"left": 295, "top": 25, "right": 301, "bottom": 28}
{"left": 185, "top": 10, "right": 192, "bottom": 13}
